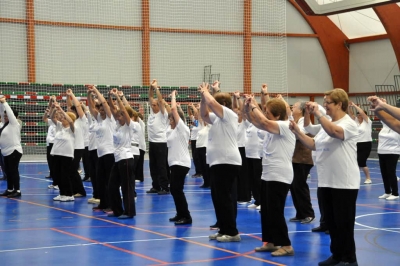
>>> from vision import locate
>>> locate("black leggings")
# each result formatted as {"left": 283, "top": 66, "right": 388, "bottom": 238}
{"left": 170, "top": 165, "right": 191, "bottom": 219}
{"left": 4, "top": 150, "right": 22, "bottom": 191}
{"left": 378, "top": 153, "right": 399, "bottom": 196}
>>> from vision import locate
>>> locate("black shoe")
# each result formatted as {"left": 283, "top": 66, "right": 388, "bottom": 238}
{"left": 7, "top": 191, "right": 21, "bottom": 198}
{"left": 312, "top": 226, "right": 328, "bottom": 232}
{"left": 169, "top": 215, "right": 181, "bottom": 222}
{"left": 289, "top": 217, "right": 302, "bottom": 222}
{"left": 325, "top": 230, "right": 330, "bottom": 234}
{"left": 174, "top": 218, "right": 192, "bottom": 225}
{"left": 0, "top": 177, "right": 6, "bottom": 181}
{"left": 301, "top": 217, "right": 315, "bottom": 224}
{"left": 199, "top": 185, "right": 210, "bottom": 188}
{"left": 210, "top": 223, "right": 219, "bottom": 230}
{"left": 82, "top": 177, "right": 91, "bottom": 182}
{"left": 146, "top": 188, "right": 159, "bottom": 194}
{"left": 0, "top": 190, "right": 13, "bottom": 196}
{"left": 157, "top": 190, "right": 170, "bottom": 195}
{"left": 318, "top": 256, "right": 339, "bottom": 266}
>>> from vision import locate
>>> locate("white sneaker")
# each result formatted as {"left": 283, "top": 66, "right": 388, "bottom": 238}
{"left": 216, "top": 234, "right": 241, "bottom": 242}
{"left": 256, "top": 205, "right": 261, "bottom": 210}
{"left": 209, "top": 233, "right": 223, "bottom": 240}
{"left": 378, "top": 193, "right": 391, "bottom": 199}
{"left": 87, "top": 198, "right": 97, "bottom": 204}
{"left": 48, "top": 184, "right": 56, "bottom": 189}
{"left": 386, "top": 195, "right": 399, "bottom": 200}
{"left": 364, "top": 179, "right": 372, "bottom": 184}
{"left": 248, "top": 204, "right": 258, "bottom": 208}
{"left": 135, "top": 197, "right": 137, "bottom": 202}
{"left": 398, "top": 176, "right": 400, "bottom": 181}
{"left": 60, "top": 196, "right": 75, "bottom": 202}
{"left": 54, "top": 185, "right": 59, "bottom": 190}
{"left": 307, "top": 174, "right": 311, "bottom": 179}
{"left": 53, "top": 195, "right": 62, "bottom": 201}
{"left": 237, "top": 201, "right": 251, "bottom": 205}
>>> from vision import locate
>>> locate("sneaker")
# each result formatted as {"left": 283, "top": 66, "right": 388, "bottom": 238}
{"left": 237, "top": 201, "right": 251, "bottom": 205}
{"left": 307, "top": 174, "right": 311, "bottom": 179}
{"left": 386, "top": 195, "right": 399, "bottom": 200}
{"left": 216, "top": 234, "right": 241, "bottom": 242}
{"left": 53, "top": 195, "right": 62, "bottom": 201}
{"left": 256, "top": 205, "right": 261, "bottom": 210}
{"left": 60, "top": 196, "right": 75, "bottom": 202}
{"left": 378, "top": 193, "right": 392, "bottom": 199}
{"left": 1, "top": 189, "right": 14, "bottom": 196}
{"left": 318, "top": 256, "right": 339, "bottom": 266}
{"left": 209, "top": 233, "right": 223, "bottom": 240}
{"left": 135, "top": 180, "right": 141, "bottom": 183}
{"left": 146, "top": 188, "right": 159, "bottom": 194}
{"left": 289, "top": 217, "right": 302, "bottom": 222}
{"left": 157, "top": 190, "right": 170, "bottom": 195}
{"left": 87, "top": 198, "right": 97, "bottom": 204}
{"left": 364, "top": 179, "right": 372, "bottom": 184}
{"left": 48, "top": 184, "right": 55, "bottom": 189}
{"left": 248, "top": 204, "right": 258, "bottom": 208}
{"left": 209, "top": 223, "right": 219, "bottom": 230}
{"left": 301, "top": 217, "right": 315, "bottom": 224}
{"left": 7, "top": 191, "right": 21, "bottom": 198}
{"left": 73, "top": 193, "right": 85, "bottom": 197}
{"left": 54, "top": 185, "right": 59, "bottom": 190}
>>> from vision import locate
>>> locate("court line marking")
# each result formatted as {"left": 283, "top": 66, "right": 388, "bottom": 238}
{"left": 2, "top": 197, "right": 285, "bottom": 266}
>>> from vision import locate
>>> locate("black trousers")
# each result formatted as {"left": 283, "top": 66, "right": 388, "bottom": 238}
{"left": 0, "top": 151, "right": 6, "bottom": 179}
{"left": 71, "top": 149, "right": 86, "bottom": 196}
{"left": 290, "top": 163, "right": 315, "bottom": 219}
{"left": 317, "top": 187, "right": 327, "bottom": 229}
{"left": 4, "top": 150, "right": 22, "bottom": 191}
{"left": 46, "top": 143, "right": 55, "bottom": 179}
{"left": 88, "top": 149, "right": 99, "bottom": 198}
{"left": 197, "top": 147, "right": 210, "bottom": 187}
{"left": 82, "top": 146, "right": 90, "bottom": 179}
{"left": 170, "top": 165, "right": 191, "bottom": 219}
{"left": 378, "top": 153, "right": 399, "bottom": 196}
{"left": 247, "top": 157, "right": 262, "bottom": 205}
{"left": 190, "top": 140, "right": 202, "bottom": 175}
{"left": 210, "top": 164, "right": 239, "bottom": 236}
{"left": 109, "top": 156, "right": 137, "bottom": 217}
{"left": 53, "top": 155, "right": 73, "bottom": 196}
{"left": 261, "top": 180, "right": 291, "bottom": 246}
{"left": 135, "top": 149, "right": 145, "bottom": 182}
{"left": 237, "top": 147, "right": 251, "bottom": 202}
{"left": 96, "top": 153, "right": 115, "bottom": 209}
{"left": 148, "top": 142, "right": 169, "bottom": 191}
{"left": 319, "top": 187, "right": 358, "bottom": 263}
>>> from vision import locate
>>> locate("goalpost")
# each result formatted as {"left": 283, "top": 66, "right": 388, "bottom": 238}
{"left": 0, "top": 0, "right": 288, "bottom": 156}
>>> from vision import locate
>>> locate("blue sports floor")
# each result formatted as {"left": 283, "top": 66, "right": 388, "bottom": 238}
{"left": 0, "top": 160, "right": 399, "bottom": 266}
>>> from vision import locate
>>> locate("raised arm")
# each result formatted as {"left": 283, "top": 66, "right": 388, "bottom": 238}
{"left": 210, "top": 80, "right": 221, "bottom": 96}
{"left": 368, "top": 95, "right": 400, "bottom": 120}
{"left": 0, "top": 97, "right": 19, "bottom": 125}
{"left": 289, "top": 120, "right": 316, "bottom": 150}
{"left": 113, "top": 89, "right": 131, "bottom": 125}
{"left": 244, "top": 95, "right": 280, "bottom": 134}
{"left": 310, "top": 102, "right": 344, "bottom": 140}
{"left": 87, "top": 90, "right": 98, "bottom": 117}
{"left": 369, "top": 96, "right": 400, "bottom": 133}
{"left": 171, "top": 90, "right": 181, "bottom": 124}
{"left": 66, "top": 89, "right": 84, "bottom": 119}
{"left": 260, "top": 84, "right": 270, "bottom": 112}
{"left": 199, "top": 82, "right": 224, "bottom": 120}
{"left": 349, "top": 101, "right": 369, "bottom": 122}
{"left": 153, "top": 80, "right": 166, "bottom": 115}
{"left": 88, "top": 85, "right": 112, "bottom": 118}
{"left": 108, "top": 89, "right": 119, "bottom": 117}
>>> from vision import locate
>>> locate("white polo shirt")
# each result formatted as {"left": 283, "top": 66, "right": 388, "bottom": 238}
{"left": 167, "top": 119, "right": 191, "bottom": 168}
{"left": 147, "top": 109, "right": 168, "bottom": 143}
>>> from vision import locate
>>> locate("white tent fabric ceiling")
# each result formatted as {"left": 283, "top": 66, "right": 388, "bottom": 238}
{"left": 327, "top": 3, "right": 400, "bottom": 39}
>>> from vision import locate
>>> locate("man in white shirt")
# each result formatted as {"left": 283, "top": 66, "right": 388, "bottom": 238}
{"left": 146, "top": 80, "right": 170, "bottom": 195}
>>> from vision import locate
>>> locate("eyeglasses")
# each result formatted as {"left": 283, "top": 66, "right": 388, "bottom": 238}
{"left": 323, "top": 101, "right": 334, "bottom": 105}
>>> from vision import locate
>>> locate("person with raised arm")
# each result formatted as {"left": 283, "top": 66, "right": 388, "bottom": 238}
{"left": 87, "top": 85, "right": 115, "bottom": 212}
{"left": 244, "top": 94, "right": 295, "bottom": 256}
{"left": 44, "top": 96, "right": 58, "bottom": 189}
{"left": 166, "top": 90, "right": 192, "bottom": 225}
{"left": 147, "top": 79, "right": 170, "bottom": 195}
{"left": 66, "top": 89, "right": 87, "bottom": 197}
{"left": 0, "top": 96, "right": 23, "bottom": 198}
{"left": 348, "top": 102, "right": 373, "bottom": 184}
{"left": 50, "top": 102, "right": 76, "bottom": 202}
{"left": 288, "top": 101, "right": 315, "bottom": 224}
{"left": 290, "top": 89, "right": 359, "bottom": 266}
{"left": 199, "top": 82, "right": 242, "bottom": 242}
{"left": 188, "top": 102, "right": 202, "bottom": 178}
{"left": 105, "top": 89, "right": 138, "bottom": 219}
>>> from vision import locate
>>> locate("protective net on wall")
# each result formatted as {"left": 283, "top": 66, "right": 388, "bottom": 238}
{"left": 0, "top": 0, "right": 288, "bottom": 156}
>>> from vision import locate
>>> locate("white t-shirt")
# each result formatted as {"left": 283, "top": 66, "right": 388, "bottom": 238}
{"left": 167, "top": 119, "right": 191, "bottom": 168}
{"left": 237, "top": 121, "right": 246, "bottom": 147}
{"left": 245, "top": 121, "right": 261, "bottom": 159}
{"left": 355, "top": 117, "right": 372, "bottom": 142}
{"left": 261, "top": 121, "right": 295, "bottom": 184}
{"left": 87, "top": 112, "right": 98, "bottom": 151}
{"left": 314, "top": 115, "right": 360, "bottom": 189}
{"left": 129, "top": 120, "right": 141, "bottom": 156}
{"left": 95, "top": 114, "right": 115, "bottom": 157}
{"left": 190, "top": 118, "right": 202, "bottom": 140}
{"left": 73, "top": 116, "right": 88, "bottom": 150}
{"left": 196, "top": 123, "right": 211, "bottom": 148}
{"left": 0, "top": 102, "right": 23, "bottom": 156}
{"left": 206, "top": 107, "right": 241, "bottom": 166}
{"left": 147, "top": 109, "right": 168, "bottom": 143}
{"left": 257, "top": 129, "right": 266, "bottom": 158}
{"left": 51, "top": 121, "right": 75, "bottom": 158}
{"left": 113, "top": 122, "right": 134, "bottom": 162}
{"left": 138, "top": 118, "right": 146, "bottom": 151}
{"left": 83, "top": 115, "right": 90, "bottom": 147}
{"left": 46, "top": 120, "right": 56, "bottom": 145}
{"left": 378, "top": 122, "right": 400, "bottom": 154}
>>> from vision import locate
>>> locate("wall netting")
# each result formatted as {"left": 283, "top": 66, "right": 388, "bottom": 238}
{"left": 0, "top": 0, "right": 287, "bottom": 155}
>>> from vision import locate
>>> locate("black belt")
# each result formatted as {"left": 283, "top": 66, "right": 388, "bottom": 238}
{"left": 131, "top": 143, "right": 139, "bottom": 147}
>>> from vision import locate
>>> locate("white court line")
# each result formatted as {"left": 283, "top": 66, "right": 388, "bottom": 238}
{"left": 355, "top": 212, "right": 400, "bottom": 234}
